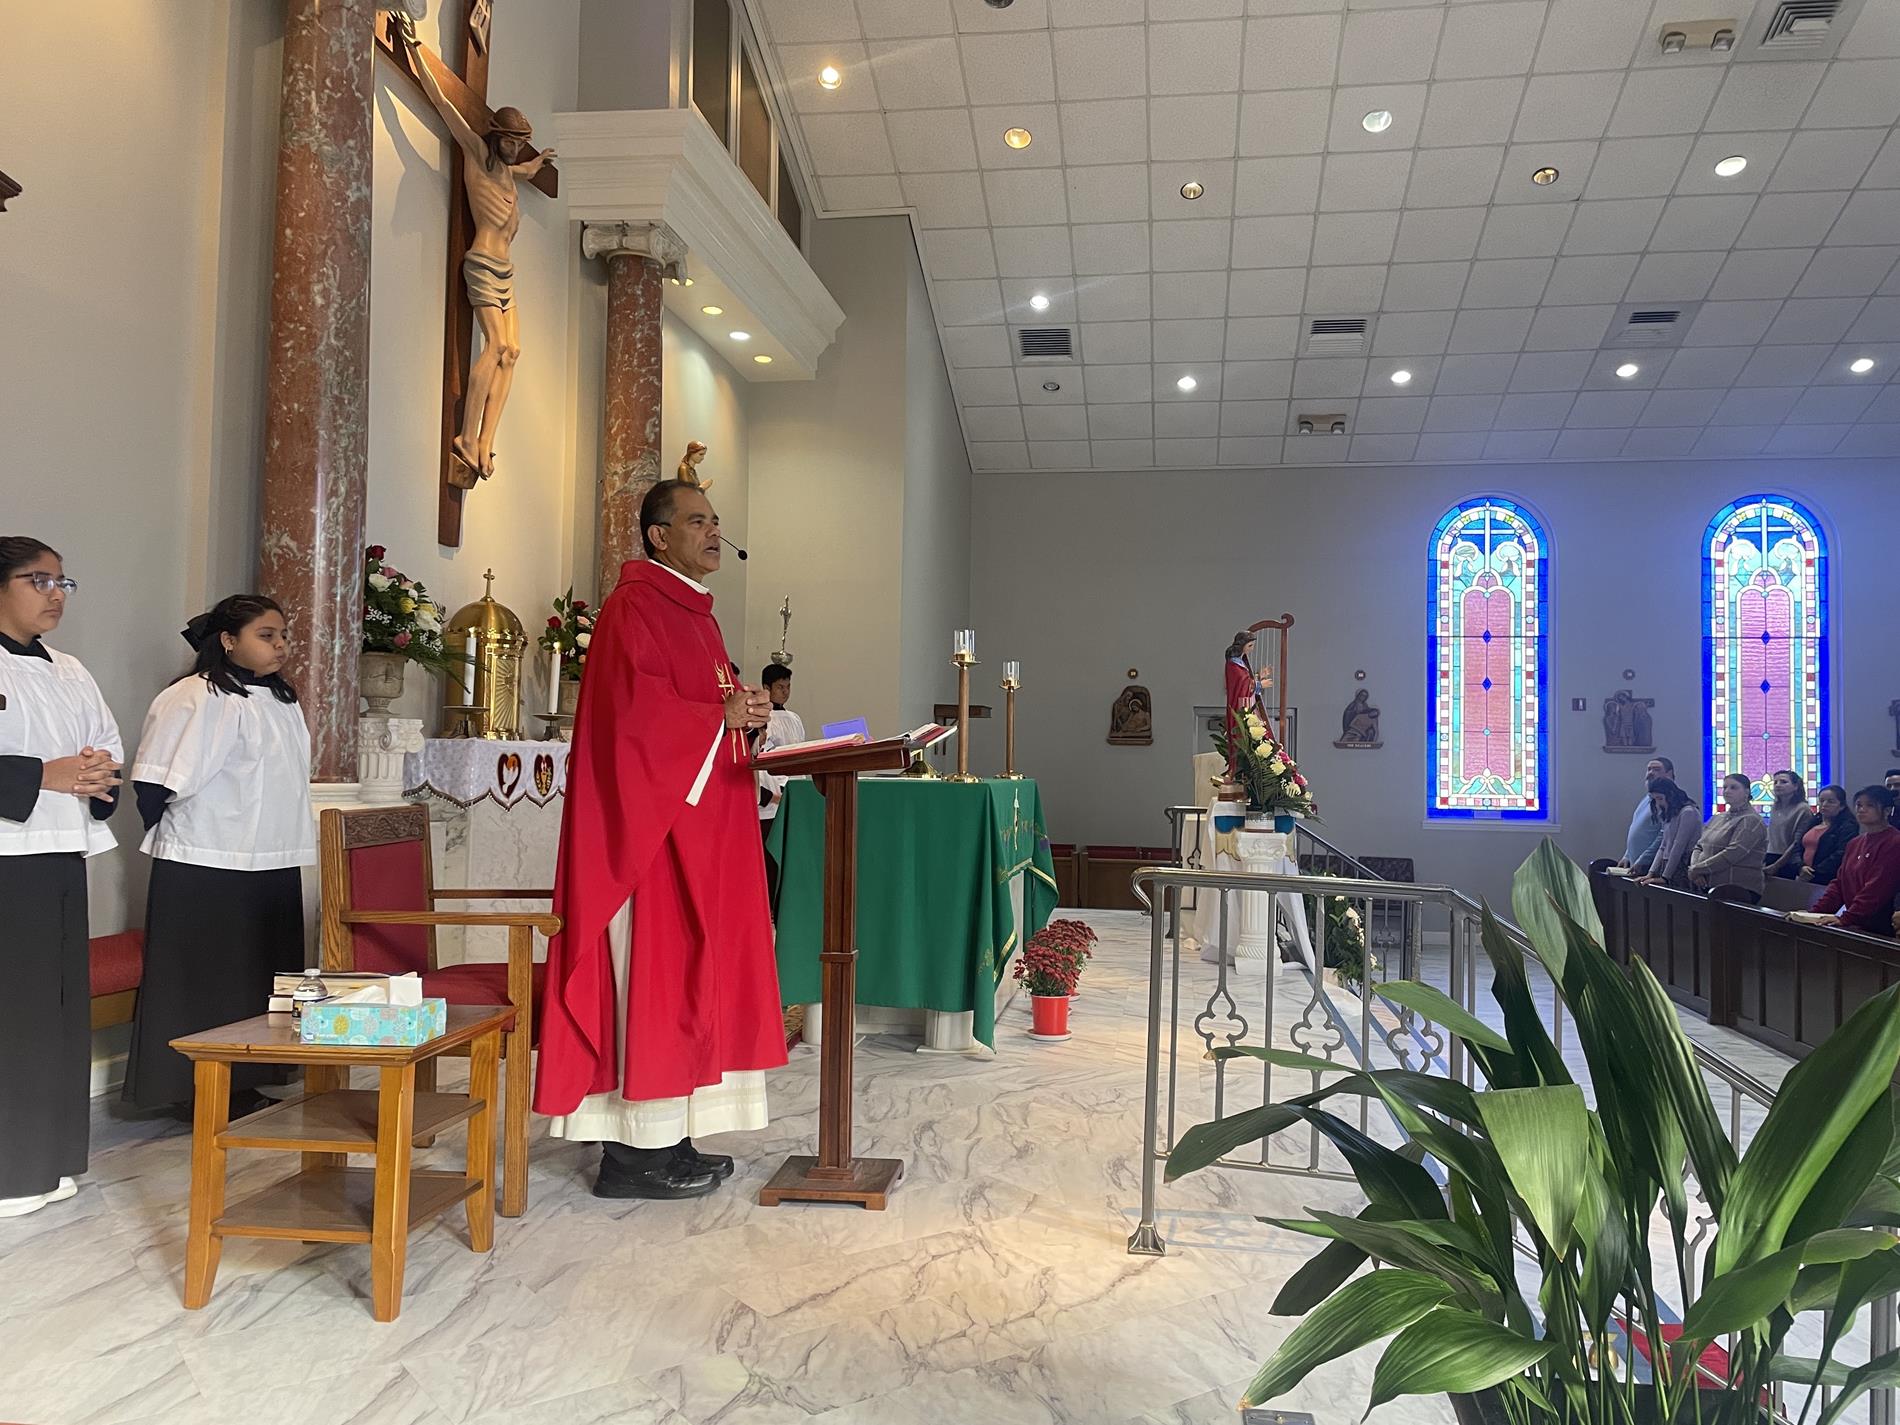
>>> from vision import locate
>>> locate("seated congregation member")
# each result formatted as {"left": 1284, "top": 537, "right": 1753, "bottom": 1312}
{"left": 1770, "top": 783, "right": 1852, "bottom": 884}
{"left": 1687, "top": 773, "right": 1767, "bottom": 901}
{"left": 1618, "top": 755, "right": 1671, "bottom": 868}
{"left": 1764, "top": 769, "right": 1814, "bottom": 867}
{"left": 1810, "top": 785, "right": 1900, "bottom": 935}
{"left": 1888, "top": 770, "right": 1900, "bottom": 830}
{"left": 1633, "top": 777, "right": 1699, "bottom": 888}
{"left": 0, "top": 537, "right": 123, "bottom": 1219}
{"left": 122, "top": 596, "right": 314, "bottom": 1116}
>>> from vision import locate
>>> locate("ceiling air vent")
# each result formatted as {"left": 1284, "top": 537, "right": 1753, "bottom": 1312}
{"left": 1760, "top": 0, "right": 1843, "bottom": 47}
{"left": 1604, "top": 303, "right": 1699, "bottom": 349}
{"left": 1017, "top": 326, "right": 1075, "bottom": 363}
{"left": 1302, "top": 317, "right": 1372, "bottom": 358}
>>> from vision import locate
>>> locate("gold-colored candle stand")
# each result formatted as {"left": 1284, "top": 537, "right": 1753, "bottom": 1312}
{"left": 1000, "top": 677, "right": 1023, "bottom": 779}
{"left": 948, "top": 651, "right": 979, "bottom": 782}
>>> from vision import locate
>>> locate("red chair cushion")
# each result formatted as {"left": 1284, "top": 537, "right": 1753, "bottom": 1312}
{"left": 346, "top": 840, "right": 432, "bottom": 975}
{"left": 90, "top": 930, "right": 145, "bottom": 998}
{"left": 422, "top": 960, "right": 546, "bottom": 1034}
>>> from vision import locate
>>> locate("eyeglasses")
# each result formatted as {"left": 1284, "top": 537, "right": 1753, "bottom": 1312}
{"left": 11, "top": 572, "right": 78, "bottom": 594}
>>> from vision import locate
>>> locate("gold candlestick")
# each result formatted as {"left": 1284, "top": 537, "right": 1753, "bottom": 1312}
{"left": 949, "top": 650, "right": 978, "bottom": 782}
{"left": 1000, "top": 674, "right": 1022, "bottom": 779}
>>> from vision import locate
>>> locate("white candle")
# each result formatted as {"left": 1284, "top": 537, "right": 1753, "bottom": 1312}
{"left": 547, "top": 646, "right": 561, "bottom": 718}
{"left": 954, "top": 628, "right": 975, "bottom": 659}
{"left": 1005, "top": 660, "right": 1020, "bottom": 683}
{"left": 462, "top": 630, "right": 477, "bottom": 703}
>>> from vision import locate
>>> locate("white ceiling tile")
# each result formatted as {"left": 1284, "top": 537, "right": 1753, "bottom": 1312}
{"left": 1673, "top": 132, "right": 1791, "bottom": 195}
{"left": 1786, "top": 385, "right": 1879, "bottom": 423}
{"left": 923, "top": 228, "right": 1000, "bottom": 280}
{"left": 1509, "top": 351, "right": 1592, "bottom": 392}
{"left": 1286, "top": 431, "right": 1353, "bottom": 462}
{"left": 900, "top": 171, "right": 986, "bottom": 227}
{"left": 1846, "top": 298, "right": 1900, "bottom": 341}
{"left": 1355, "top": 395, "right": 1429, "bottom": 432}
{"left": 1804, "top": 61, "right": 1900, "bottom": 130}
{"left": 1321, "top": 152, "right": 1415, "bottom": 211}
{"left": 1836, "top": 424, "right": 1900, "bottom": 456}
{"left": 1483, "top": 430, "right": 1560, "bottom": 460}
{"left": 1056, "top": 0, "right": 1141, "bottom": 19}
{"left": 1150, "top": 94, "right": 1243, "bottom": 160}
{"left": 1231, "top": 214, "right": 1316, "bottom": 266}
{"left": 1312, "top": 210, "right": 1401, "bottom": 266}
{"left": 994, "top": 225, "right": 1076, "bottom": 276}
{"left": 1865, "top": 132, "right": 1900, "bottom": 188}
{"left": 1079, "top": 222, "right": 1147, "bottom": 277}
{"left": 1159, "top": 399, "right": 1217, "bottom": 436}
{"left": 982, "top": 168, "right": 1070, "bottom": 225}
{"left": 1218, "top": 437, "right": 1283, "bottom": 466}
{"left": 1763, "top": 297, "right": 1867, "bottom": 346}
{"left": 1053, "top": 26, "right": 1147, "bottom": 102}
{"left": 1495, "top": 141, "right": 1599, "bottom": 204}
{"left": 1221, "top": 360, "right": 1294, "bottom": 399}
{"left": 968, "top": 441, "right": 1029, "bottom": 470}
{"left": 1229, "top": 267, "right": 1309, "bottom": 315}
{"left": 1150, "top": 19, "right": 1245, "bottom": 93}
{"left": 1534, "top": 0, "right": 1646, "bottom": 74}
{"left": 1349, "top": 433, "right": 1421, "bottom": 461}
{"left": 1075, "top": 271, "right": 1153, "bottom": 320}
{"left": 1657, "top": 346, "right": 1752, "bottom": 388}
{"left": 802, "top": 112, "right": 897, "bottom": 174}
{"left": 1435, "top": 354, "right": 1519, "bottom": 394}
{"left": 1580, "top": 346, "right": 1660, "bottom": 388}
{"left": 1405, "top": 147, "right": 1507, "bottom": 208}
{"left": 1564, "top": 390, "right": 1647, "bottom": 427}
{"left": 1605, "top": 67, "right": 1721, "bottom": 138}
{"left": 973, "top": 104, "right": 1065, "bottom": 168}
{"left": 1435, "top": 2, "right": 1545, "bottom": 80}
{"left": 1059, "top": 99, "right": 1150, "bottom": 165}
{"left": 1463, "top": 258, "right": 1553, "bottom": 308}
{"left": 867, "top": 36, "right": 968, "bottom": 108}
{"left": 1293, "top": 357, "right": 1368, "bottom": 396}
{"left": 1706, "top": 62, "right": 1829, "bottom": 132}
{"left": 1155, "top": 436, "right": 1220, "bottom": 464}
{"left": 1863, "top": 384, "right": 1900, "bottom": 419}
{"left": 1478, "top": 206, "right": 1574, "bottom": 259}
{"left": 1385, "top": 261, "right": 1472, "bottom": 310}
{"left": 1340, "top": 8, "right": 1443, "bottom": 84}
{"left": 1419, "top": 79, "right": 1525, "bottom": 148}
{"left": 1244, "top": 14, "right": 1343, "bottom": 89}
{"left": 960, "top": 31, "right": 1057, "bottom": 105}
{"left": 1830, "top": 192, "right": 1900, "bottom": 246}
{"left": 1225, "top": 316, "right": 1303, "bottom": 358}
{"left": 1366, "top": 353, "right": 1439, "bottom": 391}
{"left": 1560, "top": 198, "right": 1664, "bottom": 254}
{"left": 1081, "top": 325, "right": 1152, "bottom": 366}
{"left": 1619, "top": 427, "right": 1702, "bottom": 457}
{"left": 1220, "top": 400, "right": 1288, "bottom": 435}
{"left": 1637, "top": 388, "right": 1723, "bottom": 426}
{"left": 1155, "top": 270, "right": 1232, "bottom": 317}
{"left": 1066, "top": 164, "right": 1151, "bottom": 224}
{"left": 1448, "top": 306, "right": 1535, "bottom": 352}
{"left": 1736, "top": 191, "right": 1850, "bottom": 248}
{"left": 1624, "top": 250, "right": 1722, "bottom": 303}
{"left": 1155, "top": 363, "right": 1221, "bottom": 399}
{"left": 1088, "top": 403, "right": 1155, "bottom": 439}
{"left": 1084, "top": 361, "right": 1156, "bottom": 400}
{"left": 1512, "top": 73, "right": 1620, "bottom": 144}
{"left": 1426, "top": 392, "right": 1504, "bottom": 429}
{"left": 1152, "top": 0, "right": 1245, "bottom": 19}
{"left": 1692, "top": 425, "right": 1775, "bottom": 456}
{"left": 1497, "top": 390, "right": 1577, "bottom": 425}
{"left": 1710, "top": 249, "right": 1813, "bottom": 302}
{"left": 1766, "top": 129, "right": 1886, "bottom": 194}
{"left": 1735, "top": 344, "right": 1833, "bottom": 385}
{"left": 1394, "top": 207, "right": 1488, "bottom": 262}
{"left": 1814, "top": 341, "right": 1900, "bottom": 383}
{"left": 1155, "top": 316, "right": 1228, "bottom": 361}
{"left": 963, "top": 406, "right": 1027, "bottom": 441}
{"left": 1551, "top": 427, "right": 1630, "bottom": 457}
{"left": 1843, "top": 0, "right": 1900, "bottom": 57}
{"left": 886, "top": 110, "right": 980, "bottom": 171}
{"left": 1647, "top": 195, "right": 1756, "bottom": 254}
{"left": 952, "top": 367, "right": 1022, "bottom": 404}
{"left": 940, "top": 324, "right": 1013, "bottom": 367}
{"left": 1093, "top": 439, "right": 1157, "bottom": 466}
{"left": 1684, "top": 300, "right": 1782, "bottom": 346}
{"left": 781, "top": 43, "right": 880, "bottom": 115}
{"left": 932, "top": 278, "right": 1006, "bottom": 325}
{"left": 1523, "top": 304, "right": 1615, "bottom": 350}
{"left": 1000, "top": 278, "right": 1077, "bottom": 321}
{"left": 1153, "top": 218, "right": 1235, "bottom": 269}
{"left": 859, "top": 0, "right": 956, "bottom": 36}
{"left": 1235, "top": 156, "right": 1324, "bottom": 214}
{"left": 952, "top": 0, "right": 1050, "bottom": 31}
{"left": 1030, "top": 439, "right": 1092, "bottom": 467}
{"left": 825, "top": 174, "right": 906, "bottom": 209}
{"left": 1761, "top": 424, "right": 1850, "bottom": 454}
{"left": 1709, "top": 384, "right": 1798, "bottom": 423}
{"left": 1154, "top": 160, "right": 1236, "bottom": 218}
{"left": 1020, "top": 368, "right": 1086, "bottom": 403}
{"left": 758, "top": 0, "right": 862, "bottom": 44}
{"left": 1373, "top": 310, "right": 1456, "bottom": 355}
{"left": 1305, "top": 263, "right": 1389, "bottom": 310}
{"left": 1327, "top": 85, "right": 1430, "bottom": 152}
{"left": 1415, "top": 431, "right": 1491, "bottom": 459}
{"left": 1238, "top": 90, "right": 1333, "bottom": 156}
{"left": 1024, "top": 405, "right": 1090, "bottom": 440}
{"left": 1542, "top": 254, "right": 1640, "bottom": 304}
{"left": 1582, "top": 136, "right": 1690, "bottom": 200}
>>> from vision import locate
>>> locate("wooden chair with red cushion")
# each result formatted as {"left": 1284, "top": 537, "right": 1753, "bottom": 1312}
{"left": 317, "top": 804, "right": 558, "bottom": 1218}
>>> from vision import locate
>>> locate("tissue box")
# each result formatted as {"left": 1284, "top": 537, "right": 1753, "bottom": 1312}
{"left": 298, "top": 998, "right": 447, "bottom": 1047}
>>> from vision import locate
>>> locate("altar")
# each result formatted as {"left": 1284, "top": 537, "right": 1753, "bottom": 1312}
{"left": 403, "top": 737, "right": 566, "bottom": 964}
{"left": 767, "top": 777, "right": 1059, "bottom": 1052}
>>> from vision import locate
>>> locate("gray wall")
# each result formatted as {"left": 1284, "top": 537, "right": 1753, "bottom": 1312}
{"left": 969, "top": 457, "right": 1900, "bottom": 909}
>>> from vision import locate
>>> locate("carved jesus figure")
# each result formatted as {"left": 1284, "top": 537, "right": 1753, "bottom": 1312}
{"left": 402, "top": 22, "right": 555, "bottom": 482}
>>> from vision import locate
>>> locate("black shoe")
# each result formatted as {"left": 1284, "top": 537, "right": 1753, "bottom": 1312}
{"left": 675, "top": 1138, "right": 735, "bottom": 1181}
{"left": 592, "top": 1155, "right": 720, "bottom": 1200}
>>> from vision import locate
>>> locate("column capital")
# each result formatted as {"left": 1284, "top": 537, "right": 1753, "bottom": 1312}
{"left": 580, "top": 220, "right": 687, "bottom": 277}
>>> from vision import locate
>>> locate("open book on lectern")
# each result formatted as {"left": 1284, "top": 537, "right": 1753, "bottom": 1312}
{"left": 752, "top": 721, "right": 954, "bottom": 767}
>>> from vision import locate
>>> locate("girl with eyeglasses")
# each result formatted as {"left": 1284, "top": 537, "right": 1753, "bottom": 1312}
{"left": 121, "top": 596, "right": 315, "bottom": 1117}
{"left": 0, "top": 536, "right": 124, "bottom": 1218}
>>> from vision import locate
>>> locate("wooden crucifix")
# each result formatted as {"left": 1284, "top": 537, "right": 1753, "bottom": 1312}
{"left": 373, "top": 5, "right": 558, "bottom": 547}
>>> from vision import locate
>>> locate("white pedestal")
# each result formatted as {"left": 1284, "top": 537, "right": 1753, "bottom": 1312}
{"left": 1232, "top": 825, "right": 1316, "bottom": 970}
{"left": 358, "top": 715, "right": 425, "bottom": 804}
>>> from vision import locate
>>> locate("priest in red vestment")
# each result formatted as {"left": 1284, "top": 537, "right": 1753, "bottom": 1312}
{"left": 534, "top": 480, "right": 785, "bottom": 1199}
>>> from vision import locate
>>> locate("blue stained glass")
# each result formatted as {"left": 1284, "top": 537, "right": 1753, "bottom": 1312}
{"left": 1482, "top": 677, "right": 1493, "bottom": 691}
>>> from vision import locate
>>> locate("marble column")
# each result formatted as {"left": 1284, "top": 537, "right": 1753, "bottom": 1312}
{"left": 582, "top": 222, "right": 686, "bottom": 601}
{"left": 259, "top": 0, "right": 374, "bottom": 782}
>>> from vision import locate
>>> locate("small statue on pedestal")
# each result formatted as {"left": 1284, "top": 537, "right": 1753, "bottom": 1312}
{"left": 677, "top": 441, "right": 711, "bottom": 490}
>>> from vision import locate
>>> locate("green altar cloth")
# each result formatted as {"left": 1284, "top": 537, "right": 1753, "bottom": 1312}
{"left": 766, "top": 778, "right": 1058, "bottom": 1048}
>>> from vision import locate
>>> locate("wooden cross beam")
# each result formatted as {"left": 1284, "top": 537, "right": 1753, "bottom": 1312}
{"left": 373, "top": 7, "right": 557, "bottom": 548}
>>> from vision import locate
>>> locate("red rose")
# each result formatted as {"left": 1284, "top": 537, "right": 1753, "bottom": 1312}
{"left": 366, "top": 545, "right": 386, "bottom": 561}
{"left": 547, "top": 616, "right": 562, "bottom": 629}
{"left": 392, "top": 631, "right": 411, "bottom": 647}
{"left": 572, "top": 600, "right": 587, "bottom": 611}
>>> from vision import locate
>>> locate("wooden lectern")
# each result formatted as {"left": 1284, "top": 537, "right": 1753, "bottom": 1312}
{"left": 751, "top": 734, "right": 918, "bottom": 1209}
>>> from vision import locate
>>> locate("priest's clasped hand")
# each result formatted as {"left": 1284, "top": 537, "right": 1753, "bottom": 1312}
{"left": 723, "top": 683, "right": 771, "bottom": 732}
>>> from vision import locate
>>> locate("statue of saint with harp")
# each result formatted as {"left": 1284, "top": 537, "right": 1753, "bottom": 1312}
{"left": 1222, "top": 616, "right": 1293, "bottom": 764}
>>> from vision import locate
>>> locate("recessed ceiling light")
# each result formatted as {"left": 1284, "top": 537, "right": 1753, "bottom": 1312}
{"left": 1531, "top": 166, "right": 1560, "bottom": 186}
{"left": 754, "top": 354, "right": 773, "bottom": 365}
{"left": 1390, "top": 369, "right": 1412, "bottom": 386}
{"left": 818, "top": 65, "right": 842, "bottom": 90}
{"left": 1041, "top": 380, "right": 1061, "bottom": 392}
{"left": 1616, "top": 362, "right": 1641, "bottom": 379}
{"left": 1361, "top": 109, "right": 1393, "bottom": 134}
{"left": 729, "top": 330, "right": 752, "bottom": 342}
{"left": 1850, "top": 357, "right": 1877, "bottom": 374}
{"left": 700, "top": 305, "right": 724, "bottom": 316}
{"left": 1176, "top": 375, "right": 1197, "bottom": 392}
{"left": 1180, "top": 180, "right": 1204, "bottom": 200}
{"left": 1029, "top": 293, "right": 1051, "bottom": 312}
{"left": 1003, "top": 127, "right": 1033, "bottom": 150}
{"left": 1714, "top": 155, "right": 1748, "bottom": 177}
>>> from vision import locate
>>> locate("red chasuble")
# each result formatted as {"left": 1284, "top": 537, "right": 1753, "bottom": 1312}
{"left": 1224, "top": 657, "right": 1267, "bottom": 756}
{"left": 533, "top": 560, "right": 786, "bottom": 1115}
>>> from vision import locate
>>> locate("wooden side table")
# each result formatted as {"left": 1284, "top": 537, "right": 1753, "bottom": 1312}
{"left": 170, "top": 1003, "right": 514, "bottom": 1322}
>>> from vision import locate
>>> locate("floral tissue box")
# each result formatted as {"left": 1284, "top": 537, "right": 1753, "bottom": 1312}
{"left": 298, "top": 998, "right": 447, "bottom": 1047}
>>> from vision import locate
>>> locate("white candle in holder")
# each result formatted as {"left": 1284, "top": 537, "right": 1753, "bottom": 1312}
{"left": 954, "top": 628, "right": 975, "bottom": 659}
{"left": 1004, "top": 660, "right": 1020, "bottom": 683}
{"left": 547, "top": 646, "right": 561, "bottom": 718}
{"left": 462, "top": 630, "right": 478, "bottom": 703}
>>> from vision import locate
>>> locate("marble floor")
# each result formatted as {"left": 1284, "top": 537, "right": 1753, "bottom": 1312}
{"left": 0, "top": 912, "right": 1461, "bottom": 1425}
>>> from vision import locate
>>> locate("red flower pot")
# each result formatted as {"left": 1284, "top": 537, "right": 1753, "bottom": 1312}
{"left": 1029, "top": 993, "right": 1071, "bottom": 1041}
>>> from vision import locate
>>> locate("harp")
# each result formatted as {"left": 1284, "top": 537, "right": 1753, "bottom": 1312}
{"left": 1247, "top": 614, "right": 1294, "bottom": 744}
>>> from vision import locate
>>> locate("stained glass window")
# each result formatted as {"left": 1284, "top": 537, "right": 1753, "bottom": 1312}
{"left": 1703, "top": 496, "right": 1829, "bottom": 811}
{"left": 1428, "top": 498, "right": 1549, "bottom": 820}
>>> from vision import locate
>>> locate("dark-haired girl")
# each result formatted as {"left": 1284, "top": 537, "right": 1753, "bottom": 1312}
{"left": 0, "top": 537, "right": 123, "bottom": 1218}
{"left": 1634, "top": 777, "right": 1700, "bottom": 889}
{"left": 122, "top": 596, "right": 314, "bottom": 1113}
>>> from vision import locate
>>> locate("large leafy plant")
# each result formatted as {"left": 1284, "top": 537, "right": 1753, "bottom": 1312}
{"left": 1167, "top": 841, "right": 1900, "bottom": 1425}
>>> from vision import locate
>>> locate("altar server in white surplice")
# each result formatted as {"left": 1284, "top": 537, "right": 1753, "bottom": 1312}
{"left": 0, "top": 536, "right": 123, "bottom": 1219}
{"left": 122, "top": 595, "right": 315, "bottom": 1117}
